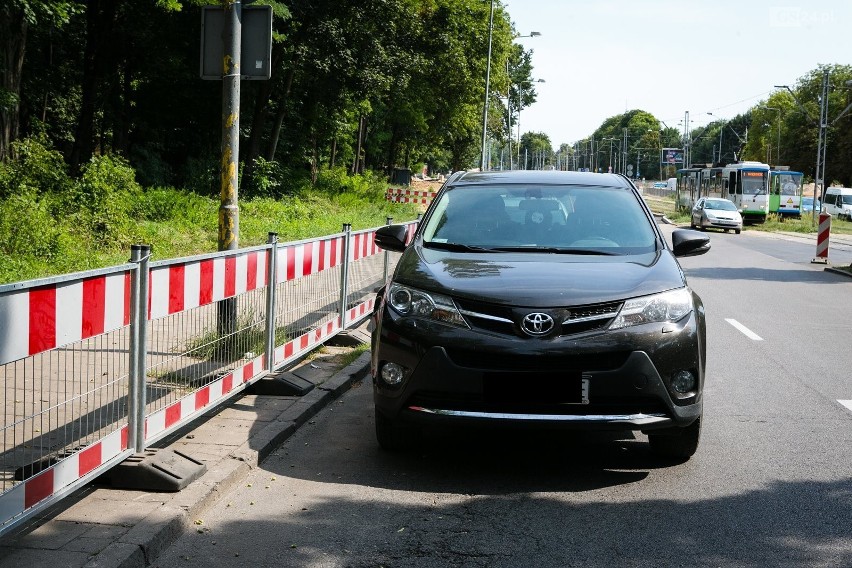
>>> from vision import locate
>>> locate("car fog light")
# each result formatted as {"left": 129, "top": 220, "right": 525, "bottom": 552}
{"left": 381, "top": 362, "right": 406, "bottom": 385}
{"left": 671, "top": 370, "right": 696, "bottom": 393}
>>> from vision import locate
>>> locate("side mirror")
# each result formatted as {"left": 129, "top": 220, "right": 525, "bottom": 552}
{"left": 374, "top": 224, "right": 410, "bottom": 253}
{"left": 671, "top": 229, "right": 711, "bottom": 257}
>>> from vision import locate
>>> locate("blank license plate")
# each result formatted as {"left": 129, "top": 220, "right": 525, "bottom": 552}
{"left": 483, "top": 373, "right": 590, "bottom": 405}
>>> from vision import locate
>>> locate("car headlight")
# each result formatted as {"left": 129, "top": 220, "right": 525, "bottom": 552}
{"left": 610, "top": 288, "right": 693, "bottom": 329}
{"left": 387, "top": 283, "right": 468, "bottom": 328}
{"left": 704, "top": 211, "right": 717, "bottom": 220}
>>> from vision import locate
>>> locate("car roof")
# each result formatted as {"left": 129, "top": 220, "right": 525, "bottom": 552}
{"left": 447, "top": 170, "right": 635, "bottom": 189}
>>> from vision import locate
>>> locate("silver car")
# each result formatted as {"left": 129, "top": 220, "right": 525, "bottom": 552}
{"left": 691, "top": 197, "right": 742, "bottom": 234}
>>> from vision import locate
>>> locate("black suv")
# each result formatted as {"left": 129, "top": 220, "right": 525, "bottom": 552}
{"left": 372, "top": 170, "right": 710, "bottom": 458}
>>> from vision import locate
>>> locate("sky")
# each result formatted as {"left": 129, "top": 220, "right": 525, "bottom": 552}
{"left": 505, "top": 0, "right": 852, "bottom": 147}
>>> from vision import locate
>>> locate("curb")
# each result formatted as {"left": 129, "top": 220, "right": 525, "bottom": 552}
{"left": 83, "top": 351, "right": 372, "bottom": 568}
{"left": 825, "top": 266, "right": 852, "bottom": 278}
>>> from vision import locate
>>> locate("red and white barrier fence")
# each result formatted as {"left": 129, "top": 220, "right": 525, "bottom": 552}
{"left": 0, "top": 220, "right": 417, "bottom": 536}
{"left": 0, "top": 269, "right": 132, "bottom": 366}
{"left": 385, "top": 187, "right": 436, "bottom": 205}
{"left": 0, "top": 230, "right": 386, "bottom": 367}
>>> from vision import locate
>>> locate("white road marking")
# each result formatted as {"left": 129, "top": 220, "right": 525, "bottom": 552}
{"left": 725, "top": 318, "right": 763, "bottom": 341}
{"left": 839, "top": 400, "right": 852, "bottom": 414}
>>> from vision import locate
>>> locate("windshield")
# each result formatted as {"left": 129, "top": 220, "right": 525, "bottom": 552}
{"left": 841, "top": 195, "right": 852, "bottom": 205}
{"left": 705, "top": 199, "right": 738, "bottom": 211}
{"left": 774, "top": 173, "right": 802, "bottom": 196}
{"left": 421, "top": 184, "right": 657, "bottom": 254}
{"left": 742, "top": 171, "right": 767, "bottom": 195}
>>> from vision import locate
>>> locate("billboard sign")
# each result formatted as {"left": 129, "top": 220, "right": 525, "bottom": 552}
{"left": 661, "top": 148, "right": 684, "bottom": 165}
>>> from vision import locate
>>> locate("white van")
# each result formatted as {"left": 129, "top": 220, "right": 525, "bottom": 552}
{"left": 823, "top": 187, "right": 852, "bottom": 220}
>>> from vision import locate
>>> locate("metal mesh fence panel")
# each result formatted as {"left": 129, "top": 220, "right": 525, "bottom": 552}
{"left": 144, "top": 288, "right": 268, "bottom": 418}
{"left": 0, "top": 327, "right": 130, "bottom": 493}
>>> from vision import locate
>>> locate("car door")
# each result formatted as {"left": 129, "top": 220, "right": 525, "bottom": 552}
{"left": 692, "top": 198, "right": 704, "bottom": 226}
{"left": 824, "top": 191, "right": 838, "bottom": 216}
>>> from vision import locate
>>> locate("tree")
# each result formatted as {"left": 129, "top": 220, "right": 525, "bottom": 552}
{"left": 754, "top": 64, "right": 852, "bottom": 186}
{"left": 0, "top": 0, "right": 76, "bottom": 161}
{"left": 519, "top": 131, "right": 551, "bottom": 169}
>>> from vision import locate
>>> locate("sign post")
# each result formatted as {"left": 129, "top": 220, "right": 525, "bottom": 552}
{"left": 200, "top": 2, "right": 272, "bottom": 334}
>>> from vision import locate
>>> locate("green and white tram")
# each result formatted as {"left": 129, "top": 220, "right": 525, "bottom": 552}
{"left": 721, "top": 161, "right": 771, "bottom": 223}
{"left": 769, "top": 169, "right": 804, "bottom": 218}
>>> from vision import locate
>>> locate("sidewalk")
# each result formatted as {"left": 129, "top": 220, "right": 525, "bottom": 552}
{"left": 0, "top": 323, "right": 373, "bottom": 568}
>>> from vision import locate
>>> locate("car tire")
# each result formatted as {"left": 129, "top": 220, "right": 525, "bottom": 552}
{"left": 735, "top": 228, "right": 741, "bottom": 234}
{"left": 375, "top": 410, "right": 412, "bottom": 451}
{"left": 648, "top": 417, "right": 701, "bottom": 459}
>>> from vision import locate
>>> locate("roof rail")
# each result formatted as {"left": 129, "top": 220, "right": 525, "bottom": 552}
{"left": 445, "top": 170, "right": 466, "bottom": 184}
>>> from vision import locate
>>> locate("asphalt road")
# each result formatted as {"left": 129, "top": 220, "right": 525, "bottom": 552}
{"left": 153, "top": 229, "right": 852, "bottom": 568}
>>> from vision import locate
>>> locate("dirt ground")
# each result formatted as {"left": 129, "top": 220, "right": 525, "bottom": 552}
{"left": 409, "top": 178, "right": 444, "bottom": 192}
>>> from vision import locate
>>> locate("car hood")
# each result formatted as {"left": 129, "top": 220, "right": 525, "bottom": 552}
{"left": 393, "top": 245, "right": 687, "bottom": 307}
{"left": 707, "top": 210, "right": 740, "bottom": 220}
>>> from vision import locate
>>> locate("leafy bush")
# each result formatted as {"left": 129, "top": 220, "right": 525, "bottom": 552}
{"left": 246, "top": 157, "right": 289, "bottom": 198}
{"left": 313, "top": 167, "right": 387, "bottom": 200}
{"left": 132, "top": 187, "right": 217, "bottom": 224}
{"left": 0, "top": 193, "right": 62, "bottom": 258}
{"left": 0, "top": 133, "right": 72, "bottom": 198}
{"left": 68, "top": 154, "right": 142, "bottom": 246}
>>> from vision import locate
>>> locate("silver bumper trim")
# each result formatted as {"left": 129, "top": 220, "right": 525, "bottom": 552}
{"left": 407, "top": 406, "right": 670, "bottom": 426}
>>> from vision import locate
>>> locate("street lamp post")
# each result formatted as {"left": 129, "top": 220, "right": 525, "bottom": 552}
{"left": 504, "top": 59, "right": 513, "bottom": 170}
{"left": 707, "top": 112, "right": 724, "bottom": 164}
{"left": 516, "top": 77, "right": 544, "bottom": 166}
{"left": 479, "top": 0, "right": 495, "bottom": 171}
{"left": 505, "top": 94, "right": 513, "bottom": 170}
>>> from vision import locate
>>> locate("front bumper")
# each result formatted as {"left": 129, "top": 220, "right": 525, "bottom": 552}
{"left": 372, "top": 306, "right": 704, "bottom": 432}
{"left": 701, "top": 217, "right": 741, "bottom": 230}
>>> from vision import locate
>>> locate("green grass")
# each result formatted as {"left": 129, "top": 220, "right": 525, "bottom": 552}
{"left": 5, "top": 181, "right": 849, "bottom": 286}
{"left": 338, "top": 343, "right": 370, "bottom": 367}
{"left": 0, "top": 188, "right": 419, "bottom": 284}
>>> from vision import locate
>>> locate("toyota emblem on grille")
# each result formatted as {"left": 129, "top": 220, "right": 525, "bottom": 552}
{"left": 521, "top": 312, "right": 554, "bottom": 336}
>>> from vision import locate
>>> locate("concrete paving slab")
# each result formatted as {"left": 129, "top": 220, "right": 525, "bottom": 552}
{"left": 53, "top": 496, "right": 165, "bottom": 526}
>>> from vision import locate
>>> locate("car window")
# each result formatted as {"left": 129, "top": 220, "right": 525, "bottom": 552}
{"left": 705, "top": 199, "right": 738, "bottom": 211}
{"left": 423, "top": 184, "right": 657, "bottom": 254}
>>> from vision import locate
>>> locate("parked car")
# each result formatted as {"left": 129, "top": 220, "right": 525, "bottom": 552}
{"left": 690, "top": 197, "right": 743, "bottom": 234}
{"left": 372, "top": 170, "right": 711, "bottom": 459}
{"left": 801, "top": 197, "right": 821, "bottom": 214}
{"left": 822, "top": 187, "right": 852, "bottom": 220}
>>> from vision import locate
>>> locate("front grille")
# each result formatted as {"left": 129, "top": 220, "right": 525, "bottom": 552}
{"left": 562, "top": 301, "right": 621, "bottom": 335}
{"left": 455, "top": 298, "right": 515, "bottom": 335}
{"left": 454, "top": 298, "right": 623, "bottom": 338}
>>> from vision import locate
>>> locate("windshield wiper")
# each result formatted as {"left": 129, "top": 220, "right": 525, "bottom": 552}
{"left": 489, "top": 246, "right": 621, "bottom": 256}
{"left": 424, "top": 241, "right": 495, "bottom": 252}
